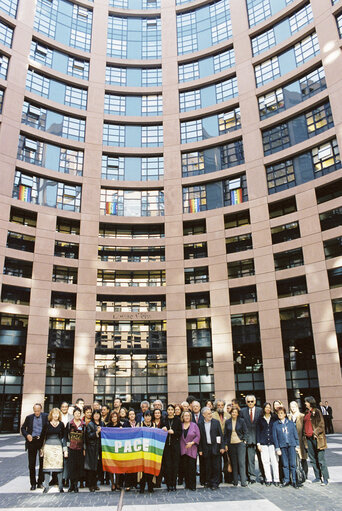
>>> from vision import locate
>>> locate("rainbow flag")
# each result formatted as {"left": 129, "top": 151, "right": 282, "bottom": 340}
{"left": 18, "top": 184, "right": 31, "bottom": 202}
{"left": 101, "top": 427, "right": 167, "bottom": 475}
{"left": 230, "top": 188, "right": 242, "bottom": 205}
{"left": 189, "top": 197, "right": 200, "bottom": 213}
{"left": 106, "top": 201, "right": 117, "bottom": 215}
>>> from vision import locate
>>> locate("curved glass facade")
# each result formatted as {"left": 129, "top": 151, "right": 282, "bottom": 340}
{"left": 0, "top": 0, "right": 342, "bottom": 432}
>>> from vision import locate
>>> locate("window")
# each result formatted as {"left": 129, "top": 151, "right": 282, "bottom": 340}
{"left": 267, "top": 139, "right": 341, "bottom": 194}
{"left": 183, "top": 219, "right": 206, "bottom": 236}
{"left": 100, "top": 189, "right": 164, "bottom": 217}
{"left": 320, "top": 207, "right": 342, "bottom": 231}
{"left": 186, "top": 292, "right": 210, "bottom": 309}
{"left": 182, "top": 140, "right": 244, "bottom": 177}
{"left": 263, "top": 102, "right": 333, "bottom": 156}
{"left": 56, "top": 217, "right": 80, "bottom": 235}
{"left": 277, "top": 276, "right": 307, "bottom": 298}
{"left": 10, "top": 207, "right": 37, "bottom": 227}
{"left": 99, "top": 223, "right": 164, "bottom": 238}
{"left": 0, "top": 20, "right": 13, "bottom": 48}
{"left": 54, "top": 241, "right": 79, "bottom": 259}
{"left": 337, "top": 13, "right": 342, "bottom": 38}
{"left": 0, "top": 54, "right": 9, "bottom": 80}
{"left": 184, "top": 242, "right": 208, "bottom": 259}
{"left": 52, "top": 265, "right": 78, "bottom": 284}
{"left": 271, "top": 221, "right": 300, "bottom": 244}
{"left": 3, "top": 258, "right": 32, "bottom": 279}
{"left": 224, "top": 210, "right": 250, "bottom": 229}
{"left": 97, "top": 270, "right": 165, "bottom": 287}
{"left": 96, "top": 295, "right": 165, "bottom": 312}
{"left": 324, "top": 237, "right": 342, "bottom": 260}
{"left": 26, "top": 70, "right": 87, "bottom": 110}
{"left": 184, "top": 267, "right": 209, "bottom": 284}
{"left": 316, "top": 178, "right": 342, "bottom": 204}
{"left": 274, "top": 248, "right": 304, "bottom": 270}
{"left": 50, "top": 291, "right": 76, "bottom": 310}
{"left": 30, "top": 41, "right": 89, "bottom": 80}
{"left": 0, "top": 0, "right": 18, "bottom": 17}
{"left": 34, "top": 0, "right": 92, "bottom": 51}
{"left": 7, "top": 232, "right": 35, "bottom": 252}
{"left": 226, "top": 233, "right": 252, "bottom": 253}
{"left": 102, "top": 155, "right": 163, "bottom": 181}
{"left": 269, "top": 197, "right": 297, "bottom": 219}
{"left": 229, "top": 285, "right": 257, "bottom": 305}
{"left": 12, "top": 170, "right": 81, "bottom": 212}
{"left": 1, "top": 285, "right": 30, "bottom": 305}
{"left": 228, "top": 259, "right": 255, "bottom": 278}
{"left": 328, "top": 267, "right": 342, "bottom": 288}
{"left": 98, "top": 246, "right": 165, "bottom": 263}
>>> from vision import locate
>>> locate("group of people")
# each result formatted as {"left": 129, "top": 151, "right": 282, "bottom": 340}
{"left": 21, "top": 394, "right": 331, "bottom": 493}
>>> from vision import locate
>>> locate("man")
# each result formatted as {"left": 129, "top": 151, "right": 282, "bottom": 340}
{"left": 181, "top": 401, "right": 190, "bottom": 412}
{"left": 153, "top": 399, "right": 167, "bottom": 418}
{"left": 320, "top": 401, "right": 329, "bottom": 434}
{"left": 21, "top": 403, "right": 48, "bottom": 490}
{"left": 325, "top": 401, "right": 334, "bottom": 434}
{"left": 240, "top": 394, "right": 264, "bottom": 483}
{"left": 198, "top": 407, "right": 225, "bottom": 489}
{"left": 75, "top": 398, "right": 84, "bottom": 417}
{"left": 212, "top": 399, "right": 231, "bottom": 483}
{"left": 191, "top": 401, "right": 204, "bottom": 425}
{"left": 60, "top": 402, "right": 73, "bottom": 426}
{"left": 93, "top": 401, "right": 102, "bottom": 411}
{"left": 136, "top": 400, "right": 150, "bottom": 423}
{"left": 113, "top": 397, "right": 122, "bottom": 413}
{"left": 231, "top": 398, "right": 241, "bottom": 411}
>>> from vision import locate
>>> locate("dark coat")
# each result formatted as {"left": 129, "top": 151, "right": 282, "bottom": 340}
{"left": 191, "top": 412, "right": 204, "bottom": 426}
{"left": 326, "top": 406, "right": 333, "bottom": 419}
{"left": 164, "top": 415, "right": 182, "bottom": 448}
{"left": 84, "top": 421, "right": 102, "bottom": 471}
{"left": 256, "top": 415, "right": 277, "bottom": 446}
{"left": 303, "top": 408, "right": 327, "bottom": 450}
{"left": 199, "top": 418, "right": 224, "bottom": 456}
{"left": 273, "top": 418, "right": 299, "bottom": 450}
{"left": 223, "top": 417, "right": 247, "bottom": 446}
{"left": 21, "top": 412, "right": 48, "bottom": 449}
{"left": 239, "top": 406, "right": 263, "bottom": 445}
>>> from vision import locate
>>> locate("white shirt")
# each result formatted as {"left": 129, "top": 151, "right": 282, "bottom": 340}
{"left": 204, "top": 420, "right": 212, "bottom": 444}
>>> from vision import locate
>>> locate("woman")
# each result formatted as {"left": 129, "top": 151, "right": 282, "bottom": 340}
{"left": 83, "top": 405, "right": 92, "bottom": 426}
{"left": 162, "top": 404, "right": 182, "bottom": 491}
{"left": 153, "top": 408, "right": 164, "bottom": 428}
{"left": 179, "top": 410, "right": 200, "bottom": 491}
{"left": 205, "top": 400, "right": 213, "bottom": 410}
{"left": 66, "top": 407, "right": 85, "bottom": 492}
{"left": 41, "top": 408, "right": 67, "bottom": 493}
{"left": 223, "top": 407, "right": 248, "bottom": 487}
{"left": 124, "top": 410, "right": 138, "bottom": 491}
{"left": 303, "top": 396, "right": 329, "bottom": 485}
{"left": 174, "top": 404, "right": 182, "bottom": 417}
{"left": 107, "top": 411, "right": 121, "bottom": 491}
{"left": 84, "top": 410, "right": 102, "bottom": 492}
{"left": 273, "top": 406, "right": 300, "bottom": 488}
{"left": 272, "top": 400, "right": 283, "bottom": 418}
{"left": 288, "top": 401, "right": 308, "bottom": 478}
{"left": 119, "top": 407, "right": 128, "bottom": 426}
{"left": 256, "top": 402, "right": 279, "bottom": 486}
{"left": 138, "top": 411, "right": 155, "bottom": 493}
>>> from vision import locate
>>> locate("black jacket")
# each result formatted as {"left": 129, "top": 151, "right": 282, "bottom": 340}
{"left": 239, "top": 406, "right": 263, "bottom": 444}
{"left": 164, "top": 415, "right": 182, "bottom": 448}
{"left": 223, "top": 417, "right": 247, "bottom": 446}
{"left": 21, "top": 412, "right": 48, "bottom": 449}
{"left": 191, "top": 412, "right": 204, "bottom": 426}
{"left": 199, "top": 418, "right": 224, "bottom": 456}
{"left": 256, "top": 415, "right": 277, "bottom": 446}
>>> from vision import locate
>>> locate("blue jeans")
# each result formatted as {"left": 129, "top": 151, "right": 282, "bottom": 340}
{"left": 280, "top": 445, "right": 296, "bottom": 483}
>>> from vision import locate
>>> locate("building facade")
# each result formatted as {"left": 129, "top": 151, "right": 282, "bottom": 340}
{"left": 0, "top": 0, "right": 341, "bottom": 433}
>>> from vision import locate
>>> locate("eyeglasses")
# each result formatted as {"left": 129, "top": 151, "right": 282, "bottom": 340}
{"left": 247, "top": 401, "right": 255, "bottom": 404}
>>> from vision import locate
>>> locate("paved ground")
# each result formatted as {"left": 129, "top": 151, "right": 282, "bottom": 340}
{"left": 1, "top": 433, "right": 342, "bottom": 511}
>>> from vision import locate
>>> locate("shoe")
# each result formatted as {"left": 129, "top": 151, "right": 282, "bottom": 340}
{"left": 292, "top": 483, "right": 299, "bottom": 489}
{"left": 312, "top": 478, "right": 321, "bottom": 483}
{"left": 172, "top": 486, "right": 177, "bottom": 491}
{"left": 74, "top": 487, "right": 79, "bottom": 493}
{"left": 43, "top": 487, "right": 49, "bottom": 494}
{"left": 321, "top": 480, "right": 329, "bottom": 486}
{"left": 37, "top": 484, "right": 43, "bottom": 489}
{"left": 274, "top": 482, "right": 280, "bottom": 487}
{"left": 233, "top": 483, "right": 238, "bottom": 487}
{"left": 281, "top": 482, "right": 290, "bottom": 487}
{"left": 68, "top": 487, "right": 74, "bottom": 493}
{"left": 111, "top": 485, "right": 116, "bottom": 491}
{"left": 139, "top": 488, "right": 144, "bottom": 494}
{"left": 249, "top": 480, "right": 256, "bottom": 484}
{"left": 126, "top": 487, "right": 130, "bottom": 492}
{"left": 89, "top": 488, "right": 95, "bottom": 492}
{"left": 30, "top": 485, "right": 36, "bottom": 491}
{"left": 241, "top": 483, "right": 248, "bottom": 487}
{"left": 95, "top": 486, "right": 100, "bottom": 491}
{"left": 167, "top": 486, "right": 171, "bottom": 491}
{"left": 59, "top": 489, "right": 64, "bottom": 493}
{"left": 148, "top": 488, "right": 154, "bottom": 493}
{"left": 265, "top": 482, "right": 272, "bottom": 487}
{"left": 210, "top": 486, "right": 217, "bottom": 490}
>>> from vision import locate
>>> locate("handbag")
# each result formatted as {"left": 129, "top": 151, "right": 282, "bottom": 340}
{"left": 295, "top": 453, "right": 306, "bottom": 484}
